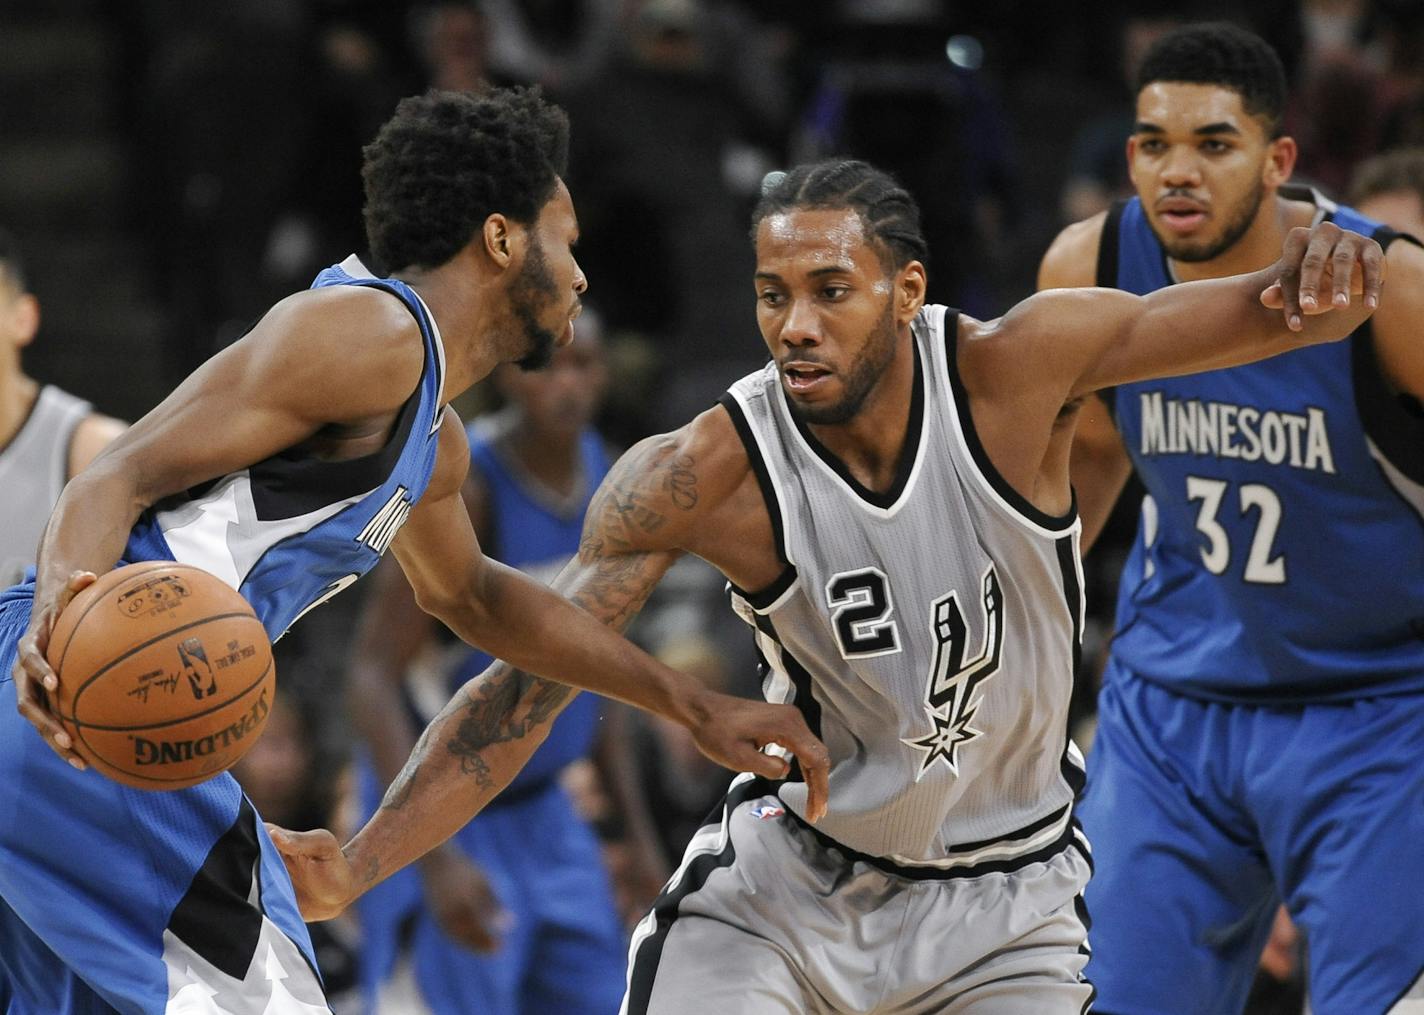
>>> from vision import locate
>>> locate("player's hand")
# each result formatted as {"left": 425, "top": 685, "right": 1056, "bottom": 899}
{"left": 419, "top": 845, "right": 510, "bottom": 954}
{"left": 266, "top": 824, "right": 356, "bottom": 922}
{"left": 13, "top": 570, "right": 96, "bottom": 767}
{"left": 1260, "top": 221, "right": 1384, "bottom": 330}
{"left": 686, "top": 691, "right": 831, "bottom": 823}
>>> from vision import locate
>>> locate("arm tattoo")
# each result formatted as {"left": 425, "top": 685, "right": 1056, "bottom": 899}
{"left": 380, "top": 439, "right": 699, "bottom": 812}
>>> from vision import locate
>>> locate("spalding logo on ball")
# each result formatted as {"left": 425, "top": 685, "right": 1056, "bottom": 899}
{"left": 45, "top": 562, "right": 276, "bottom": 791}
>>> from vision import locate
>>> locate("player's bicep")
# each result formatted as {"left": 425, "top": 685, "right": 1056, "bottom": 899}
{"left": 88, "top": 289, "right": 423, "bottom": 505}
{"left": 389, "top": 409, "right": 484, "bottom": 617}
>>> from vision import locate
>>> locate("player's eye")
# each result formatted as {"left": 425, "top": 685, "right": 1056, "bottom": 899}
{"left": 759, "top": 290, "right": 784, "bottom": 307}
{"left": 822, "top": 285, "right": 849, "bottom": 300}
{"left": 1201, "top": 139, "right": 1231, "bottom": 153}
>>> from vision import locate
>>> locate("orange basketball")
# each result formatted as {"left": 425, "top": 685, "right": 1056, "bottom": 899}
{"left": 45, "top": 561, "right": 276, "bottom": 791}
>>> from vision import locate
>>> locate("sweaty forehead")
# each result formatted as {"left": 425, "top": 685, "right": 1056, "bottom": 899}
{"left": 1135, "top": 81, "right": 1254, "bottom": 133}
{"left": 756, "top": 207, "right": 875, "bottom": 268}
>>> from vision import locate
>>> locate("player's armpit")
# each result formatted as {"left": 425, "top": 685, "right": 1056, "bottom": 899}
{"left": 1069, "top": 395, "right": 1133, "bottom": 555}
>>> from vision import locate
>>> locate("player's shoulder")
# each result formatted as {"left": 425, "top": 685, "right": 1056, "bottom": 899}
{"left": 1038, "top": 210, "right": 1110, "bottom": 290}
{"left": 240, "top": 284, "right": 427, "bottom": 418}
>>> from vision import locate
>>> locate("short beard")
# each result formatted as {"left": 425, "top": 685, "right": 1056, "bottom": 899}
{"left": 1156, "top": 179, "right": 1265, "bottom": 264}
{"left": 784, "top": 301, "right": 898, "bottom": 426}
{"left": 510, "top": 240, "right": 560, "bottom": 372}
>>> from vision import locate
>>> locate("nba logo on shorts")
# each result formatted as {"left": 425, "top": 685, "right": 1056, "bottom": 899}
{"left": 750, "top": 803, "right": 785, "bottom": 820}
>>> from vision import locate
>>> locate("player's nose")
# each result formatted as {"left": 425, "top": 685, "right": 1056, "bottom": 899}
{"left": 1160, "top": 146, "right": 1202, "bottom": 186}
{"left": 780, "top": 297, "right": 822, "bottom": 346}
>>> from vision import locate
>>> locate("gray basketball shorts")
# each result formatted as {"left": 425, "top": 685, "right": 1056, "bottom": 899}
{"left": 621, "top": 774, "right": 1093, "bottom": 1015}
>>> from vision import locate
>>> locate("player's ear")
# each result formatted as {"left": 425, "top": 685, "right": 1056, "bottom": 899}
{"left": 896, "top": 261, "right": 927, "bottom": 324}
{"left": 1264, "top": 135, "right": 1297, "bottom": 189}
{"left": 482, "top": 214, "right": 514, "bottom": 269}
{"left": 6, "top": 293, "right": 38, "bottom": 348}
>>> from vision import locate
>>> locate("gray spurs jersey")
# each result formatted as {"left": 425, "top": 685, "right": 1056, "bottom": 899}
{"left": 718, "top": 304, "right": 1088, "bottom": 873}
{"left": 0, "top": 385, "right": 90, "bottom": 587}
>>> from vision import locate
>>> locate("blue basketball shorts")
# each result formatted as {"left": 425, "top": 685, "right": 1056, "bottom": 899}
{"left": 0, "top": 580, "right": 328, "bottom": 1014}
{"left": 1078, "top": 658, "right": 1424, "bottom": 1015}
{"left": 355, "top": 757, "right": 627, "bottom": 1015}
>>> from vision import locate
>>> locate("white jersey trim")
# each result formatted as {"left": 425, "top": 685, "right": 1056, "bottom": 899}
{"left": 773, "top": 347, "right": 930, "bottom": 522}
{"left": 726, "top": 384, "right": 799, "bottom": 567}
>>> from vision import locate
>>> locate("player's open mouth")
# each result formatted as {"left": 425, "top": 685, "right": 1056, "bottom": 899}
{"left": 1156, "top": 199, "right": 1208, "bottom": 234}
{"left": 783, "top": 363, "right": 831, "bottom": 392}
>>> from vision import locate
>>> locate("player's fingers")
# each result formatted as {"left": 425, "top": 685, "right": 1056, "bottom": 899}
{"left": 1330, "top": 237, "right": 1361, "bottom": 307}
{"left": 266, "top": 825, "right": 338, "bottom": 860}
{"left": 773, "top": 715, "right": 830, "bottom": 822}
{"left": 1259, "top": 280, "right": 1284, "bottom": 309}
{"left": 14, "top": 689, "right": 81, "bottom": 765}
{"left": 1275, "top": 226, "right": 1311, "bottom": 331}
{"left": 1361, "top": 236, "right": 1386, "bottom": 310}
{"left": 1296, "top": 222, "right": 1340, "bottom": 317}
{"left": 63, "top": 571, "right": 97, "bottom": 599}
{"left": 745, "top": 747, "right": 791, "bottom": 782}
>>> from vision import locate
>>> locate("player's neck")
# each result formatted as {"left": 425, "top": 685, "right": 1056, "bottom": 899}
{"left": 0, "top": 372, "right": 39, "bottom": 450}
{"left": 397, "top": 262, "right": 506, "bottom": 400}
{"left": 805, "top": 336, "right": 917, "bottom": 496}
{"left": 1169, "top": 194, "right": 1314, "bottom": 283}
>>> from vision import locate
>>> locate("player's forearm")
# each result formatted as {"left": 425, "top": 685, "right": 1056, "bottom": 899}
{"left": 439, "top": 558, "right": 709, "bottom": 729}
{"left": 1085, "top": 267, "right": 1373, "bottom": 394}
{"left": 32, "top": 462, "right": 146, "bottom": 606}
{"left": 341, "top": 660, "right": 566, "bottom": 894}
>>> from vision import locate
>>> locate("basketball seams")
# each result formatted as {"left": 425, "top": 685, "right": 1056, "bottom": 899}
{"left": 70, "top": 639, "right": 272, "bottom": 733}
{"left": 62, "top": 612, "right": 263, "bottom": 722}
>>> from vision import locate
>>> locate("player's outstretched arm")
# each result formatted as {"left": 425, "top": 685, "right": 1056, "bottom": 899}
{"left": 273, "top": 419, "right": 832, "bottom": 920}
{"left": 1009, "top": 221, "right": 1384, "bottom": 404}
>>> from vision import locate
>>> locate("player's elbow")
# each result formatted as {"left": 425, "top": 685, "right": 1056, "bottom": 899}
{"left": 411, "top": 564, "right": 496, "bottom": 642}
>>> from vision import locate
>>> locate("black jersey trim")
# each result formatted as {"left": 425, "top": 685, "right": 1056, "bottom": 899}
{"left": 167, "top": 796, "right": 265, "bottom": 979}
{"left": 783, "top": 798, "right": 1080, "bottom": 881}
{"left": 624, "top": 777, "right": 763, "bottom": 1014}
{"left": 754, "top": 613, "right": 823, "bottom": 786}
{"left": 781, "top": 339, "right": 925, "bottom": 511}
{"left": 717, "top": 393, "right": 790, "bottom": 565}
{"left": 1055, "top": 533, "right": 1088, "bottom": 799}
{"left": 728, "top": 566, "right": 798, "bottom": 612}
{"left": 943, "top": 312, "right": 1079, "bottom": 532}
{"left": 1353, "top": 228, "right": 1424, "bottom": 490}
{"left": 1095, "top": 201, "right": 1126, "bottom": 288}
{"left": 246, "top": 281, "right": 431, "bottom": 521}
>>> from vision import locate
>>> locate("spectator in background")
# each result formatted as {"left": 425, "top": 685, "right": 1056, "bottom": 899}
{"left": 346, "top": 310, "right": 666, "bottom": 1015}
{"left": 410, "top": 2, "right": 509, "bottom": 95}
{"left": 789, "top": 1, "right": 1016, "bottom": 317}
{"left": 0, "top": 229, "right": 124, "bottom": 587}
{"left": 565, "top": 0, "right": 788, "bottom": 431}
{"left": 1350, "top": 145, "right": 1424, "bottom": 239}
{"left": 480, "top": 0, "right": 622, "bottom": 99}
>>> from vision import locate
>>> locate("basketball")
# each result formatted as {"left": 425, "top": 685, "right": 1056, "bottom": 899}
{"left": 45, "top": 561, "right": 276, "bottom": 791}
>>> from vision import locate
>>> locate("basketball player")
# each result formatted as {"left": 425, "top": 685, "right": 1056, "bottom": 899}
{"left": 274, "top": 158, "right": 1382, "bottom": 1014}
{"left": 0, "top": 87, "right": 828, "bottom": 1014}
{"left": 0, "top": 229, "right": 125, "bottom": 586}
{"left": 1038, "top": 24, "right": 1424, "bottom": 1014}
{"left": 1350, "top": 146, "right": 1424, "bottom": 242}
{"left": 348, "top": 313, "right": 654, "bottom": 1014}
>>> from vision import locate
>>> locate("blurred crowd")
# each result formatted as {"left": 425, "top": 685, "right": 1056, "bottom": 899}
{"left": 6, "top": 0, "right": 1424, "bottom": 1011}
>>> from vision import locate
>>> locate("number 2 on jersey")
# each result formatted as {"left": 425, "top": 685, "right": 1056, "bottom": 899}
{"left": 1183, "top": 476, "right": 1286, "bottom": 584}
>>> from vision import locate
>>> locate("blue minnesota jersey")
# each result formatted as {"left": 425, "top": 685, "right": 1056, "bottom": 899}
{"left": 1099, "top": 189, "right": 1424, "bottom": 700}
{"left": 444, "top": 420, "right": 611, "bottom": 787}
{"left": 124, "top": 255, "right": 446, "bottom": 641}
